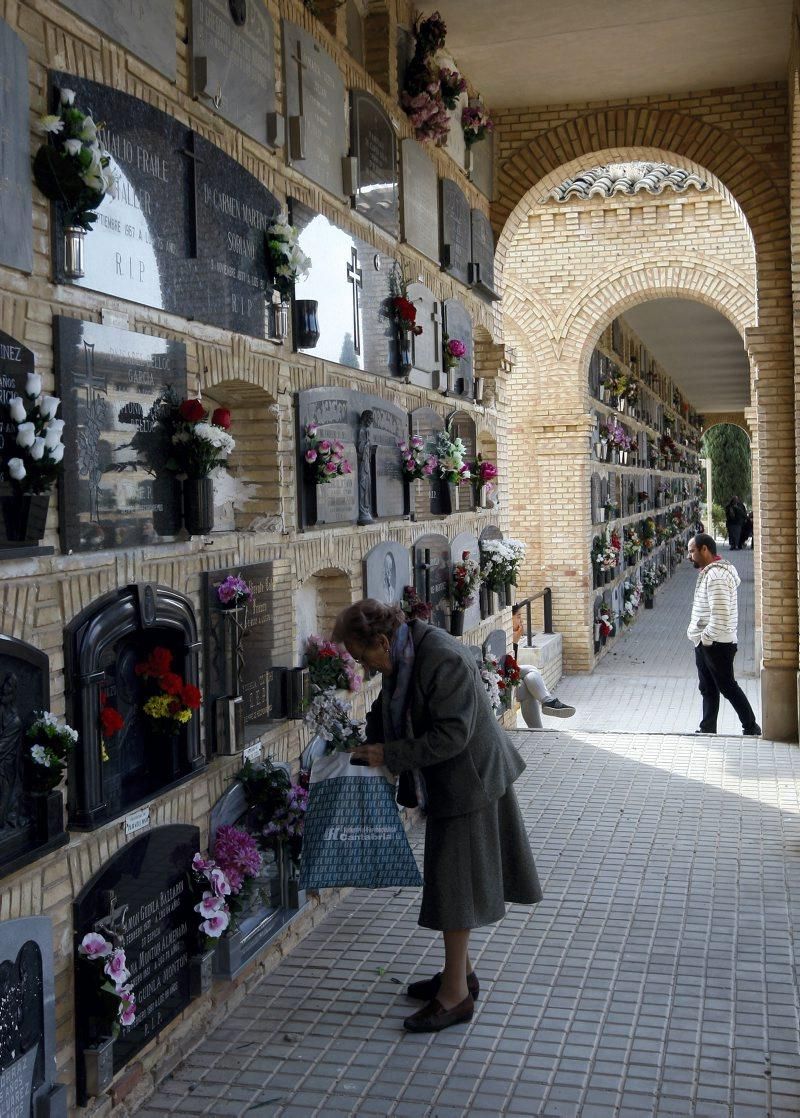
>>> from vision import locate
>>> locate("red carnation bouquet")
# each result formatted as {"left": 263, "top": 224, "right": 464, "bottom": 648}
{"left": 135, "top": 646, "right": 202, "bottom": 733}
{"left": 498, "top": 654, "right": 521, "bottom": 709}
{"left": 152, "top": 388, "right": 235, "bottom": 479}
{"left": 99, "top": 691, "right": 124, "bottom": 762}
{"left": 388, "top": 265, "right": 423, "bottom": 337}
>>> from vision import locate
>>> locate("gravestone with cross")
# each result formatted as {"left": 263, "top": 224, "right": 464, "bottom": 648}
{"left": 189, "top": 0, "right": 278, "bottom": 149}
{"left": 0, "top": 20, "right": 33, "bottom": 273}
{"left": 412, "top": 533, "right": 451, "bottom": 630}
{"left": 282, "top": 21, "right": 347, "bottom": 199}
{"left": 405, "top": 283, "right": 441, "bottom": 391}
{"left": 442, "top": 299, "right": 474, "bottom": 399}
{"left": 440, "top": 179, "right": 471, "bottom": 285}
{"left": 450, "top": 531, "right": 481, "bottom": 632}
{"left": 349, "top": 90, "right": 399, "bottom": 239}
{"left": 290, "top": 200, "right": 394, "bottom": 375}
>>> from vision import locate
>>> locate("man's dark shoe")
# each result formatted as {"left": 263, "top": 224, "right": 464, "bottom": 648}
{"left": 696, "top": 728, "right": 716, "bottom": 734}
{"left": 540, "top": 698, "right": 576, "bottom": 718}
{"left": 403, "top": 995, "right": 474, "bottom": 1033}
{"left": 743, "top": 724, "right": 762, "bottom": 736}
{"left": 407, "top": 971, "right": 479, "bottom": 1002}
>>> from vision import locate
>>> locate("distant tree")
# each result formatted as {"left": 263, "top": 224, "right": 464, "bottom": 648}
{"left": 701, "top": 424, "right": 751, "bottom": 508}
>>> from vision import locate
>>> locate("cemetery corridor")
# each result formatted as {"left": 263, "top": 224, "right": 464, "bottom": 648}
{"left": 536, "top": 545, "right": 761, "bottom": 738}
{"left": 139, "top": 723, "right": 800, "bottom": 1118}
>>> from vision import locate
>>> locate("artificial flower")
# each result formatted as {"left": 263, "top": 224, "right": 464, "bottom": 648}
{"left": 78, "top": 932, "right": 113, "bottom": 959}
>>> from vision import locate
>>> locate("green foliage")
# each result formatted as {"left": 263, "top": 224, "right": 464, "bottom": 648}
{"left": 701, "top": 425, "right": 751, "bottom": 508}
{"left": 711, "top": 502, "right": 727, "bottom": 538}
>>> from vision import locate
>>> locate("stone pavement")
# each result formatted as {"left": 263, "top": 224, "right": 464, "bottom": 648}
{"left": 140, "top": 724, "right": 800, "bottom": 1118}
{"left": 534, "top": 546, "right": 761, "bottom": 736}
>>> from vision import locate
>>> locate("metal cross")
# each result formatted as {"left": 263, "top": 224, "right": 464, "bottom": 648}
{"left": 421, "top": 548, "right": 431, "bottom": 604}
{"left": 346, "top": 246, "right": 363, "bottom": 355}
{"left": 291, "top": 38, "right": 307, "bottom": 119}
{"left": 179, "top": 132, "right": 204, "bottom": 259}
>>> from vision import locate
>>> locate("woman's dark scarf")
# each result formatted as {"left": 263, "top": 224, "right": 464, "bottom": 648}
{"left": 382, "top": 622, "right": 427, "bottom": 811}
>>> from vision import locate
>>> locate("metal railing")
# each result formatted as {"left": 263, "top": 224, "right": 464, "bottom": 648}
{"left": 515, "top": 589, "right": 553, "bottom": 647}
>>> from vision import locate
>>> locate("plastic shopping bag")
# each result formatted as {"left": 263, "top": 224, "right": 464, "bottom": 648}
{"left": 298, "top": 751, "right": 422, "bottom": 891}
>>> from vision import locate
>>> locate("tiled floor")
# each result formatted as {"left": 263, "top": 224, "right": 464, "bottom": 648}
{"left": 141, "top": 722, "right": 800, "bottom": 1118}
{"left": 533, "top": 546, "right": 761, "bottom": 737}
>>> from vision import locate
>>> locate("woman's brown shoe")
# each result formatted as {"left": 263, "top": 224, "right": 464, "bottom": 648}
{"left": 403, "top": 995, "right": 475, "bottom": 1033}
{"left": 406, "top": 971, "right": 480, "bottom": 1002}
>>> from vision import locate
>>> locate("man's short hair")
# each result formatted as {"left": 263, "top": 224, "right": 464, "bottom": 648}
{"left": 693, "top": 532, "right": 717, "bottom": 555}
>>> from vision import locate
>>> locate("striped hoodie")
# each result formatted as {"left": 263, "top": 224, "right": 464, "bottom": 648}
{"left": 687, "top": 558, "right": 740, "bottom": 646}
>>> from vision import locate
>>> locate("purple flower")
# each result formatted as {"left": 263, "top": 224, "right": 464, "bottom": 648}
{"left": 208, "top": 866, "right": 232, "bottom": 897}
{"left": 201, "top": 910, "right": 230, "bottom": 938}
{"left": 118, "top": 987, "right": 137, "bottom": 1027}
{"left": 195, "top": 891, "right": 226, "bottom": 919}
{"left": 318, "top": 439, "right": 332, "bottom": 453}
{"left": 103, "top": 948, "right": 130, "bottom": 990}
{"left": 305, "top": 448, "right": 318, "bottom": 463}
{"left": 212, "top": 825, "right": 261, "bottom": 894}
{"left": 79, "top": 932, "right": 112, "bottom": 959}
{"left": 446, "top": 338, "right": 467, "bottom": 359}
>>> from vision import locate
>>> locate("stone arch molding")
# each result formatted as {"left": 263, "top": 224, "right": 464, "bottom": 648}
{"left": 702, "top": 415, "right": 752, "bottom": 438}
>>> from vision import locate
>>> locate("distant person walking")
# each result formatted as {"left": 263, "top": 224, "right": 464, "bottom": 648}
{"left": 687, "top": 533, "right": 761, "bottom": 736}
{"left": 740, "top": 508, "right": 754, "bottom": 550}
{"left": 725, "top": 495, "right": 746, "bottom": 550}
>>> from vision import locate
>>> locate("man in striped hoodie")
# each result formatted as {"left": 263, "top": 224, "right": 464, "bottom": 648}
{"left": 687, "top": 533, "right": 761, "bottom": 736}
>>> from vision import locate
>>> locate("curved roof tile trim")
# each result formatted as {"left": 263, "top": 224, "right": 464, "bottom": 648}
{"left": 547, "top": 162, "right": 710, "bottom": 202}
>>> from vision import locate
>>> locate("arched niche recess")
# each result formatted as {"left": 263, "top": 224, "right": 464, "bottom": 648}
{"left": 203, "top": 379, "right": 280, "bottom": 533}
{"left": 476, "top": 429, "right": 498, "bottom": 508}
{"left": 295, "top": 567, "right": 352, "bottom": 658}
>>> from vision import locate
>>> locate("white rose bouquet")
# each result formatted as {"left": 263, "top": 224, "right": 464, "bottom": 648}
{"left": 267, "top": 212, "right": 312, "bottom": 299}
{"left": 4, "top": 372, "right": 66, "bottom": 494}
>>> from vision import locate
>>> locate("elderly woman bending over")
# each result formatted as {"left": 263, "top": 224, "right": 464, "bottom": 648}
{"left": 333, "top": 598, "right": 542, "bottom": 1034}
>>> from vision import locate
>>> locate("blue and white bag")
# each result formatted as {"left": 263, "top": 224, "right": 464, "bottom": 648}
{"left": 298, "top": 751, "right": 422, "bottom": 891}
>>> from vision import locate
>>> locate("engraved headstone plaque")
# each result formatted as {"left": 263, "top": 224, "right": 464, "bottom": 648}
{"left": 0, "top": 917, "right": 65, "bottom": 1118}
{"left": 74, "top": 826, "right": 200, "bottom": 1105}
{"left": 373, "top": 444, "right": 407, "bottom": 519}
{"left": 0, "top": 331, "right": 34, "bottom": 481}
{"left": 58, "top": 0, "right": 176, "bottom": 80}
{"left": 483, "top": 628, "right": 507, "bottom": 663}
{"left": 412, "top": 533, "right": 451, "bottom": 629}
{"left": 190, "top": 0, "right": 277, "bottom": 147}
{"left": 400, "top": 138, "right": 439, "bottom": 262}
{"left": 282, "top": 21, "right": 347, "bottom": 198}
{"left": 469, "top": 209, "right": 498, "bottom": 300}
{"left": 440, "top": 179, "right": 471, "bottom": 285}
{"left": 363, "top": 541, "right": 411, "bottom": 606}
{"left": 0, "top": 21, "right": 32, "bottom": 273}
{"left": 405, "top": 283, "right": 441, "bottom": 391}
{"left": 350, "top": 90, "right": 398, "bottom": 238}
{"left": 449, "top": 410, "right": 477, "bottom": 512}
{"left": 290, "top": 200, "right": 394, "bottom": 374}
{"left": 442, "top": 299, "right": 474, "bottom": 399}
{"left": 467, "top": 130, "right": 494, "bottom": 200}
{"left": 410, "top": 406, "right": 446, "bottom": 518}
{"left": 54, "top": 317, "right": 187, "bottom": 553}
{"left": 450, "top": 531, "right": 481, "bottom": 633}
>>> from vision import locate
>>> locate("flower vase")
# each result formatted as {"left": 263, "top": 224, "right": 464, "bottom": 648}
{"left": 295, "top": 299, "right": 320, "bottom": 348}
{"left": 479, "top": 584, "right": 490, "bottom": 620}
{"left": 645, "top": 594, "right": 654, "bottom": 610}
{"left": 189, "top": 949, "right": 215, "bottom": 997}
{"left": 267, "top": 294, "right": 290, "bottom": 343}
{"left": 182, "top": 477, "right": 214, "bottom": 535}
{"left": 495, "top": 584, "right": 507, "bottom": 610}
{"left": 152, "top": 476, "right": 182, "bottom": 537}
{"left": 83, "top": 1037, "right": 114, "bottom": 1098}
{"left": 31, "top": 788, "right": 64, "bottom": 842}
{"left": 397, "top": 329, "right": 413, "bottom": 375}
{"left": 447, "top": 483, "right": 460, "bottom": 513}
{"left": 450, "top": 609, "right": 465, "bottom": 637}
{"left": 64, "top": 225, "right": 86, "bottom": 279}
{"left": 0, "top": 487, "right": 50, "bottom": 546}
{"left": 505, "top": 582, "right": 516, "bottom": 606}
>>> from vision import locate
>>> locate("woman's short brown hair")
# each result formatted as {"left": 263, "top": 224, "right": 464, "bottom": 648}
{"left": 332, "top": 599, "right": 405, "bottom": 647}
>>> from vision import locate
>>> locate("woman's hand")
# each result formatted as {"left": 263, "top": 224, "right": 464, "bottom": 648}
{"left": 349, "top": 744, "right": 385, "bottom": 767}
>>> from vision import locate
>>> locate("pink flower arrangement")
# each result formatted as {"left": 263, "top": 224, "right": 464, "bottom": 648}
{"left": 462, "top": 103, "right": 494, "bottom": 146}
{"left": 192, "top": 852, "right": 232, "bottom": 941}
{"left": 78, "top": 932, "right": 137, "bottom": 1033}
{"left": 212, "top": 825, "right": 262, "bottom": 894}
{"left": 263, "top": 782, "right": 308, "bottom": 869}
{"left": 398, "top": 436, "right": 439, "bottom": 482}
{"left": 305, "top": 633, "right": 361, "bottom": 692}
{"left": 400, "top": 86, "right": 450, "bottom": 145}
{"left": 439, "top": 66, "right": 467, "bottom": 110}
{"left": 443, "top": 337, "right": 467, "bottom": 368}
{"left": 303, "top": 423, "right": 352, "bottom": 485}
{"left": 216, "top": 574, "right": 252, "bottom": 607}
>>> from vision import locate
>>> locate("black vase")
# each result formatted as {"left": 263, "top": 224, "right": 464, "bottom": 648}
{"left": 152, "top": 476, "right": 183, "bottom": 536}
{"left": 31, "top": 788, "right": 64, "bottom": 841}
{"left": 644, "top": 595, "right": 654, "bottom": 609}
{"left": 0, "top": 488, "right": 50, "bottom": 545}
{"left": 182, "top": 477, "right": 214, "bottom": 535}
{"left": 397, "top": 330, "right": 413, "bottom": 374}
{"left": 450, "top": 609, "right": 465, "bottom": 636}
{"left": 295, "top": 299, "right": 320, "bottom": 348}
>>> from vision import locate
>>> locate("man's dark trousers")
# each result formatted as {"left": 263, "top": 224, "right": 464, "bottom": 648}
{"left": 695, "top": 642, "right": 758, "bottom": 732}
{"left": 728, "top": 523, "right": 742, "bottom": 549}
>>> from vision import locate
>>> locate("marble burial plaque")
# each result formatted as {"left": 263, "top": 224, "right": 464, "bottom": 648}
{"left": 479, "top": 524, "right": 503, "bottom": 543}
{"left": 0, "top": 331, "right": 34, "bottom": 482}
{"left": 440, "top": 179, "right": 471, "bottom": 285}
{"left": 190, "top": 0, "right": 277, "bottom": 147}
{"left": 290, "top": 200, "right": 394, "bottom": 375}
{"left": 449, "top": 410, "right": 477, "bottom": 511}
{"left": 0, "top": 917, "right": 64, "bottom": 1118}
{"left": 51, "top": 73, "right": 192, "bottom": 311}
{"left": 372, "top": 444, "right": 407, "bottom": 519}
{"left": 0, "top": 637, "right": 59, "bottom": 880}
{"left": 451, "top": 531, "right": 481, "bottom": 632}
{"left": 410, "top": 406, "right": 446, "bottom": 517}
{"left": 405, "top": 283, "right": 441, "bottom": 391}
{"left": 74, "top": 826, "right": 199, "bottom": 1104}
{"left": 345, "top": 0, "right": 365, "bottom": 66}
{"left": 55, "top": 317, "right": 187, "bottom": 553}
{"left": 363, "top": 541, "right": 411, "bottom": 606}
{"left": 282, "top": 20, "right": 347, "bottom": 198}
{"left": 0, "top": 21, "right": 32, "bottom": 273}
{"left": 413, "top": 533, "right": 451, "bottom": 629}
{"left": 467, "top": 130, "right": 494, "bottom": 200}
{"left": 193, "top": 134, "right": 280, "bottom": 337}
{"left": 296, "top": 388, "right": 407, "bottom": 528}
{"left": 59, "top": 0, "right": 175, "bottom": 81}
{"left": 203, "top": 563, "right": 286, "bottom": 752}
{"left": 350, "top": 91, "right": 399, "bottom": 238}
{"left": 469, "top": 209, "right": 498, "bottom": 300}
{"left": 400, "top": 139, "right": 439, "bottom": 262}
{"left": 483, "top": 628, "right": 507, "bottom": 663}
{"left": 443, "top": 93, "right": 467, "bottom": 169}
{"left": 442, "top": 299, "right": 474, "bottom": 399}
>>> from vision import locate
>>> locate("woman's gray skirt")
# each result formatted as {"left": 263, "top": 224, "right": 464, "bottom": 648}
{"left": 418, "top": 783, "right": 542, "bottom": 931}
